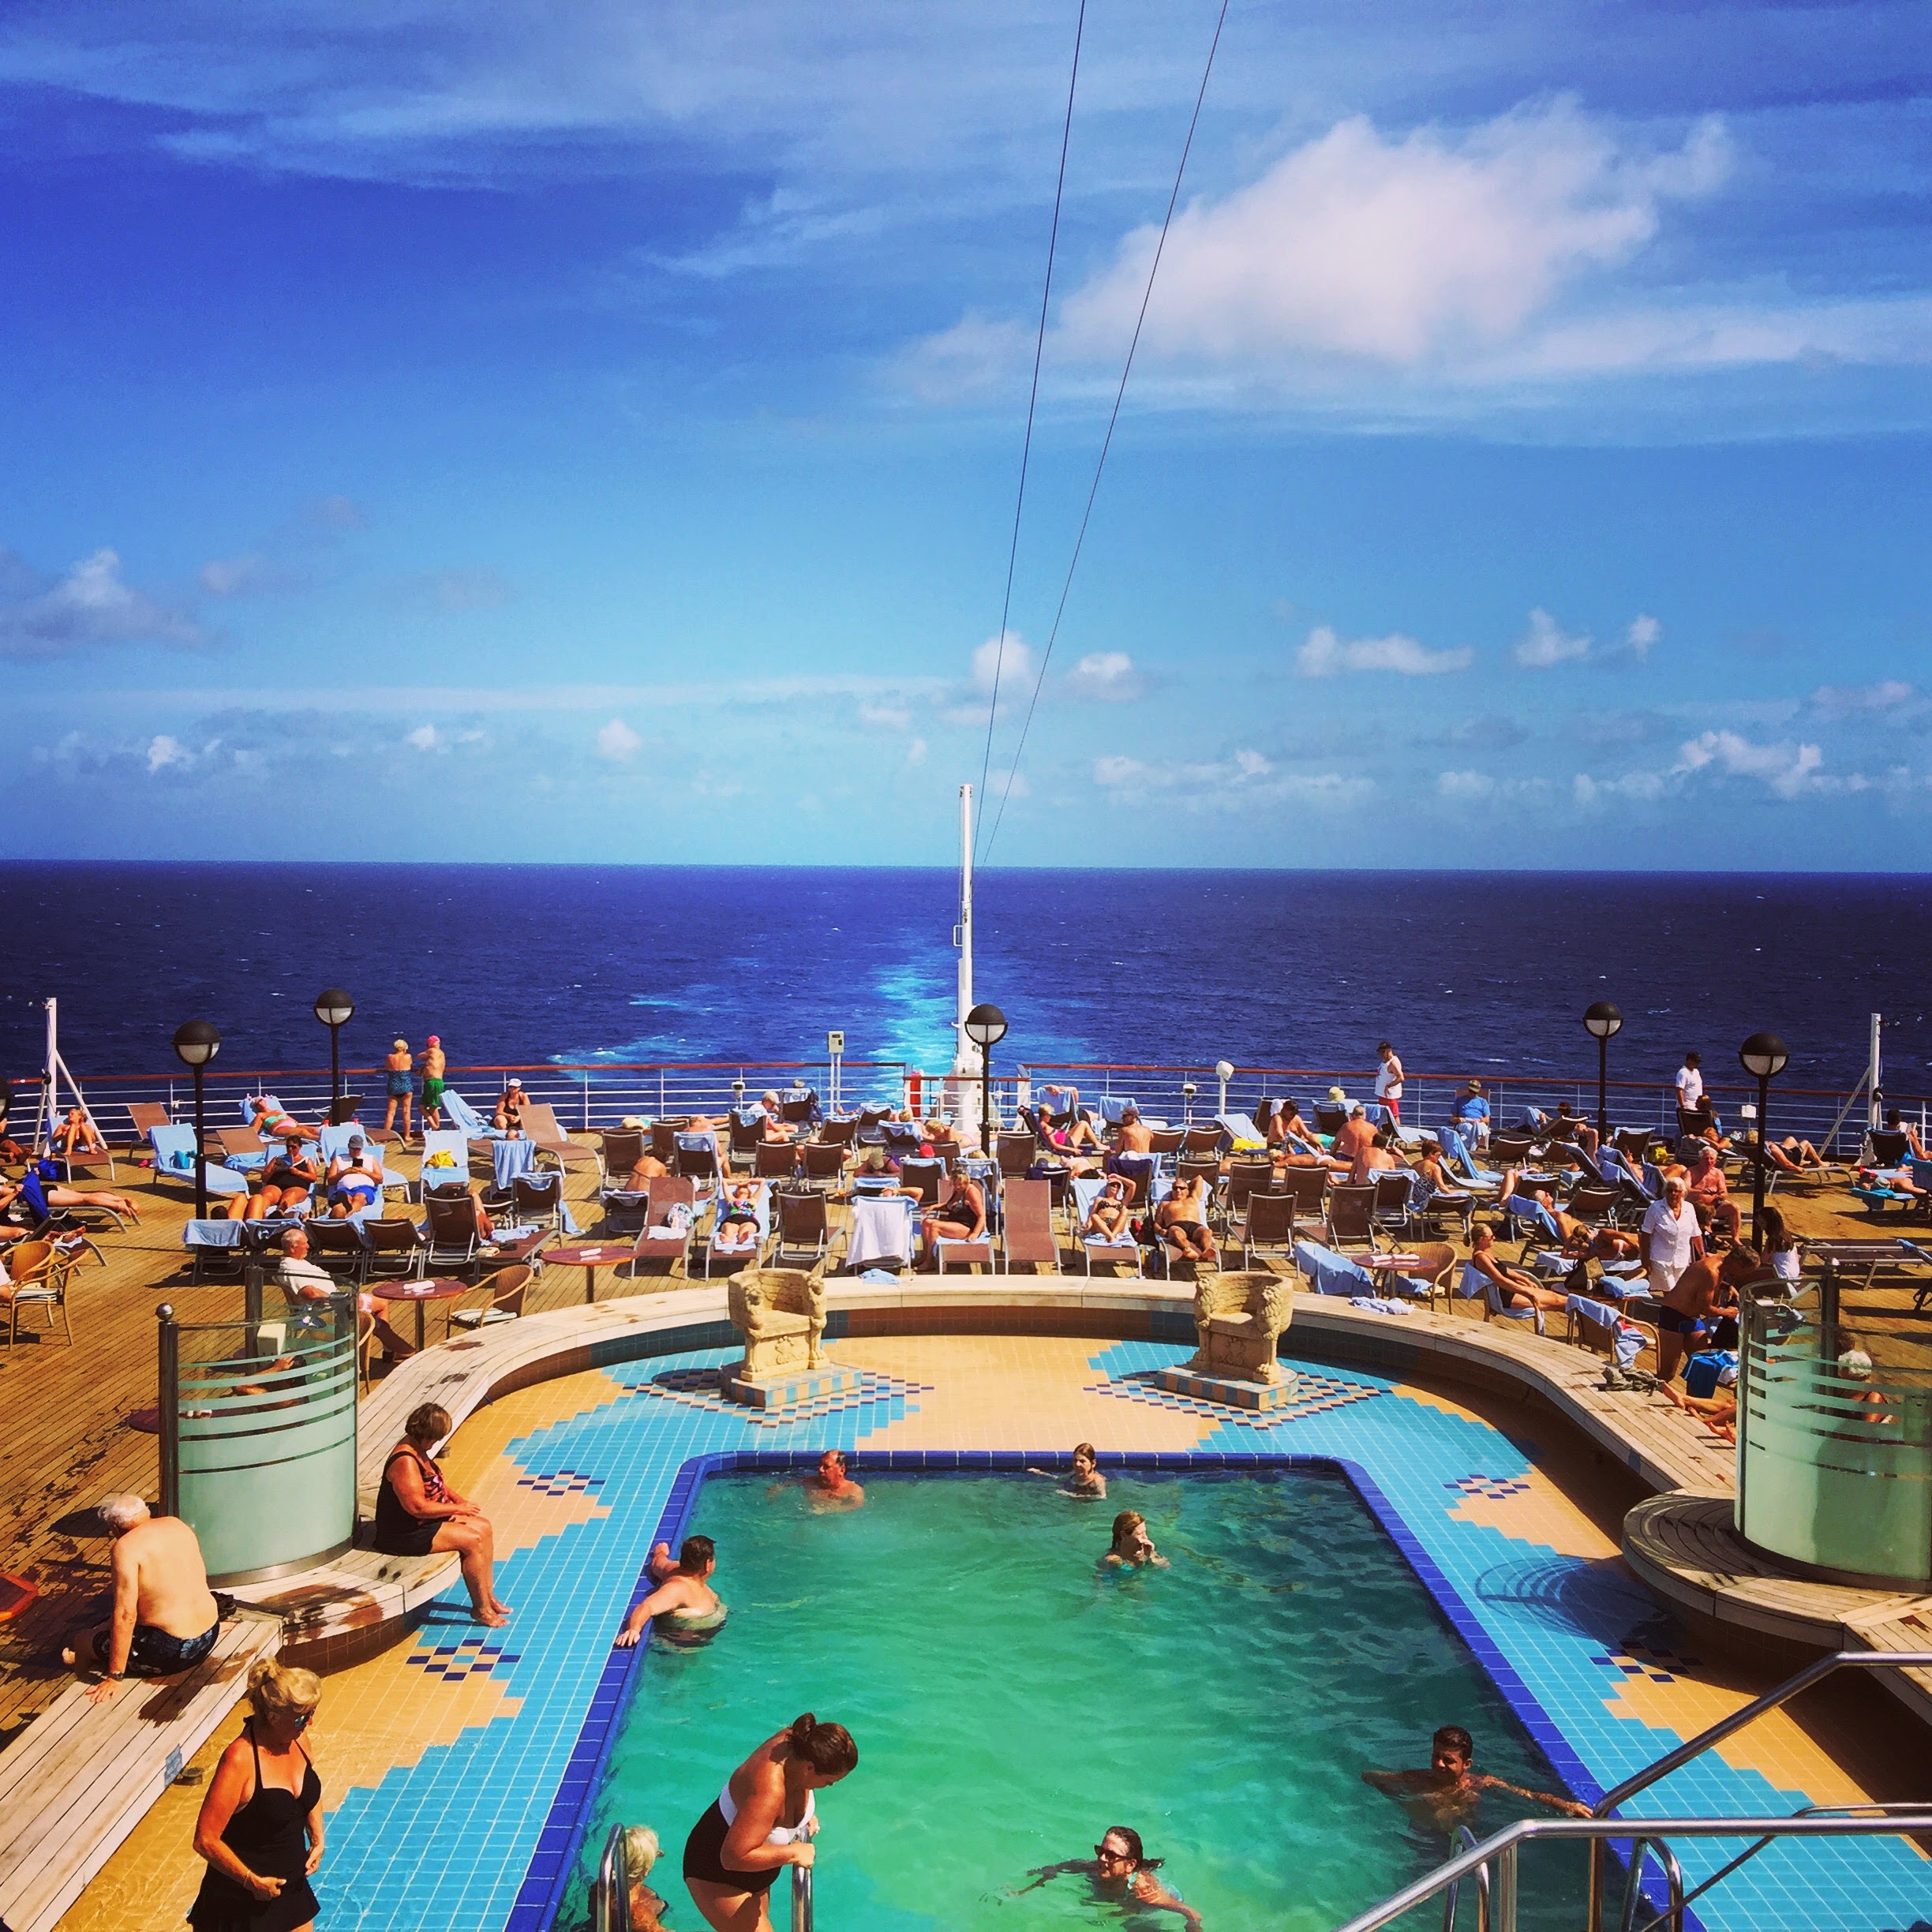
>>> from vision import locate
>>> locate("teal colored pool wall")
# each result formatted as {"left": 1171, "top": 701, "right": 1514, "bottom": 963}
{"left": 506, "top": 1447, "right": 1624, "bottom": 1932}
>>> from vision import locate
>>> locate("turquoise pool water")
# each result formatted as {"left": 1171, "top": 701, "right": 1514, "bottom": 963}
{"left": 564, "top": 1468, "right": 1586, "bottom": 1930}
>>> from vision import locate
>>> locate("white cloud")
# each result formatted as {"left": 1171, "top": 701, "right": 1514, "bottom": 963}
{"left": 145, "top": 733, "right": 191, "bottom": 773}
{"left": 1676, "top": 729, "right": 1825, "bottom": 799}
{"left": 971, "top": 630, "right": 1032, "bottom": 694}
{"left": 199, "top": 552, "right": 274, "bottom": 597}
{"left": 1057, "top": 100, "right": 1729, "bottom": 369}
{"left": 1093, "top": 746, "right": 1368, "bottom": 811}
{"left": 0, "top": 547, "right": 209, "bottom": 659}
{"left": 1515, "top": 607, "right": 1592, "bottom": 668}
{"left": 1626, "top": 613, "right": 1661, "bottom": 658}
{"left": 905, "top": 736, "right": 928, "bottom": 766}
{"left": 893, "top": 311, "right": 1031, "bottom": 403}
{"left": 1808, "top": 679, "right": 1928, "bottom": 725}
{"left": 406, "top": 722, "right": 441, "bottom": 751}
{"left": 1572, "top": 769, "right": 1669, "bottom": 806}
{"left": 596, "top": 717, "right": 642, "bottom": 760}
{"left": 1064, "top": 650, "right": 1146, "bottom": 702}
{"left": 859, "top": 701, "right": 912, "bottom": 729}
{"left": 1436, "top": 769, "right": 1495, "bottom": 800}
{"left": 1297, "top": 624, "right": 1471, "bottom": 677}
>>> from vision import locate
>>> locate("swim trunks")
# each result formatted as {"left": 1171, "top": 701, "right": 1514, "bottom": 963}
{"left": 95, "top": 1619, "right": 219, "bottom": 1677}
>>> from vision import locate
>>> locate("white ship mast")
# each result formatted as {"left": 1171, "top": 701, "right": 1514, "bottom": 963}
{"left": 953, "top": 782, "right": 975, "bottom": 1075}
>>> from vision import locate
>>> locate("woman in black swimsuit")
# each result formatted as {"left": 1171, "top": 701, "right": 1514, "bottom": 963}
{"left": 372, "top": 1402, "right": 511, "bottom": 1627}
{"left": 683, "top": 1713, "right": 857, "bottom": 1932}
{"left": 189, "top": 1659, "right": 325, "bottom": 1932}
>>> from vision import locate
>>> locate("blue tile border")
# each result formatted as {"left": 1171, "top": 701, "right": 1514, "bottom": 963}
{"left": 512, "top": 1447, "right": 1698, "bottom": 1932}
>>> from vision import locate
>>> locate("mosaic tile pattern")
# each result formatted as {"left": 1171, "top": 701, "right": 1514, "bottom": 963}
{"left": 69, "top": 1328, "right": 1931, "bottom": 1932}
{"left": 1084, "top": 1363, "right": 1385, "bottom": 1429}
{"left": 623, "top": 1362, "right": 931, "bottom": 1428}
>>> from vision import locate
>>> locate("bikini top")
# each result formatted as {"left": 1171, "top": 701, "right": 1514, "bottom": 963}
{"left": 718, "top": 1782, "right": 815, "bottom": 1845}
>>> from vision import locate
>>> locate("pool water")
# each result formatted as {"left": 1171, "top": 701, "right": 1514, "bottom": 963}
{"left": 565, "top": 1469, "right": 1587, "bottom": 1931}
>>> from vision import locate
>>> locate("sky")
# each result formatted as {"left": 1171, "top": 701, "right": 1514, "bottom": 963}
{"left": 2, "top": 1, "right": 1930, "bottom": 869}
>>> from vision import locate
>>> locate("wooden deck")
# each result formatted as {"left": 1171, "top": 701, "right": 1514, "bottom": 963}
{"left": 0, "top": 1137, "right": 1923, "bottom": 1749}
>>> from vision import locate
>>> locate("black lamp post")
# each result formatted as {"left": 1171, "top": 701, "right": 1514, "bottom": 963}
{"left": 963, "top": 1003, "right": 1008, "bottom": 1156}
{"left": 1582, "top": 1002, "right": 1623, "bottom": 1148}
{"left": 171, "top": 1020, "right": 222, "bottom": 1222}
{"left": 313, "top": 988, "right": 354, "bottom": 1106}
{"left": 1739, "top": 1032, "right": 1790, "bottom": 1249}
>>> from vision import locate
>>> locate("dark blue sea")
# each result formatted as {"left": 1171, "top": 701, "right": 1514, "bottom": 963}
{"left": 2, "top": 865, "right": 1927, "bottom": 1103}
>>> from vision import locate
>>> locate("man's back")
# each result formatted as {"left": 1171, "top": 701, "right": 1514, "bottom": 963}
{"left": 123, "top": 1515, "right": 219, "bottom": 1635}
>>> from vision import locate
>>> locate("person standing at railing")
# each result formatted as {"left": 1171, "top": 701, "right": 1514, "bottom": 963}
{"left": 1375, "top": 1041, "right": 1405, "bottom": 1124}
{"left": 419, "top": 1035, "right": 447, "bottom": 1133}
{"left": 682, "top": 1713, "right": 857, "bottom": 1932}
{"left": 381, "top": 1040, "right": 416, "bottom": 1147}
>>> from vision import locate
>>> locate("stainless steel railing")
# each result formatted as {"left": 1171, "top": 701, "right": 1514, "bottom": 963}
{"left": 590, "top": 1823, "right": 631, "bottom": 1932}
{"left": 1328, "top": 1809, "right": 1932, "bottom": 1932}
{"left": 792, "top": 1857, "right": 814, "bottom": 1932}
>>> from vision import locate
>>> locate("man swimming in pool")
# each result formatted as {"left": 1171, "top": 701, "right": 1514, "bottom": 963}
{"left": 1363, "top": 1725, "right": 1588, "bottom": 1833}
{"left": 806, "top": 1449, "right": 864, "bottom": 1509}
{"left": 615, "top": 1535, "right": 727, "bottom": 1648}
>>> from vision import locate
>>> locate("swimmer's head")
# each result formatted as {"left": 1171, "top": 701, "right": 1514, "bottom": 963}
{"left": 623, "top": 1826, "right": 661, "bottom": 1878}
{"left": 817, "top": 1450, "right": 848, "bottom": 1482}
{"left": 1099, "top": 1828, "right": 1161, "bottom": 1873}
{"left": 678, "top": 1534, "right": 716, "bottom": 1576}
{"left": 788, "top": 1712, "right": 859, "bottom": 1784}
{"left": 1072, "top": 1443, "right": 1097, "bottom": 1474}
{"left": 1110, "top": 1510, "right": 1148, "bottom": 1551}
{"left": 1432, "top": 1726, "right": 1475, "bottom": 1776}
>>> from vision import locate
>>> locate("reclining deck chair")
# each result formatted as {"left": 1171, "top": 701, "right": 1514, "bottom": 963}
{"left": 1001, "top": 1177, "right": 1058, "bottom": 1274}
{"left": 754, "top": 1140, "right": 802, "bottom": 1182}
{"left": 1237, "top": 1191, "right": 1298, "bottom": 1272}
{"left": 1324, "top": 1183, "right": 1378, "bottom": 1253}
{"left": 424, "top": 1193, "right": 491, "bottom": 1279}
{"left": 148, "top": 1125, "right": 249, "bottom": 1211}
{"left": 317, "top": 1122, "right": 405, "bottom": 1204}
{"left": 773, "top": 1189, "right": 829, "bottom": 1268}
{"left": 418, "top": 1129, "right": 474, "bottom": 1200}
{"left": 801, "top": 1140, "right": 848, "bottom": 1190}
{"left": 439, "top": 1089, "right": 513, "bottom": 1142}
{"left": 1071, "top": 1174, "right": 1141, "bottom": 1279}
{"left": 511, "top": 1169, "right": 572, "bottom": 1237}
{"left": 627, "top": 1177, "right": 696, "bottom": 1275}
{"left": 517, "top": 1101, "right": 597, "bottom": 1166}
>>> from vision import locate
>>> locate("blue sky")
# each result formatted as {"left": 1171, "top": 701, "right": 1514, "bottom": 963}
{"left": 2, "top": 0, "right": 1929, "bottom": 867}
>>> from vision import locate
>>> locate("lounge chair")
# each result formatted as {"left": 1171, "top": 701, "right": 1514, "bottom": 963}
{"left": 817, "top": 1116, "right": 857, "bottom": 1150}
{"left": 1369, "top": 1171, "right": 1414, "bottom": 1241}
{"left": 424, "top": 1194, "right": 490, "bottom": 1279}
{"left": 897, "top": 1158, "right": 947, "bottom": 1208}
{"left": 1144, "top": 1125, "right": 1185, "bottom": 1159}
{"left": 728, "top": 1111, "right": 766, "bottom": 1172}
{"left": 517, "top": 1102, "right": 597, "bottom": 1166}
{"left": 1481, "top": 1271, "right": 1544, "bottom": 1334}
{"left": 148, "top": 1125, "right": 249, "bottom": 1208}
{"left": 1276, "top": 1166, "right": 1328, "bottom": 1222}
{"left": 705, "top": 1185, "right": 771, "bottom": 1277}
{"left": 754, "top": 1140, "right": 802, "bottom": 1182}
{"left": 317, "top": 1123, "right": 405, "bottom": 1200}
{"left": 362, "top": 1217, "right": 426, "bottom": 1283}
{"left": 773, "top": 1189, "right": 830, "bottom": 1268}
{"left": 932, "top": 1207, "right": 994, "bottom": 1275}
{"left": 1237, "top": 1192, "right": 1299, "bottom": 1272}
{"left": 215, "top": 1126, "right": 268, "bottom": 1173}
{"left": 598, "top": 1129, "right": 645, "bottom": 1186}
{"left": 126, "top": 1101, "right": 173, "bottom": 1140}
{"left": 627, "top": 1178, "right": 697, "bottom": 1275}
{"left": 511, "top": 1171, "right": 572, "bottom": 1237}
{"left": 673, "top": 1133, "right": 724, "bottom": 1195}
{"left": 801, "top": 1140, "right": 848, "bottom": 1190}
{"left": 843, "top": 1193, "right": 916, "bottom": 1273}
{"left": 439, "top": 1089, "right": 512, "bottom": 1142}
{"left": 1215, "top": 1113, "right": 1267, "bottom": 1154}
{"left": 302, "top": 1218, "right": 372, "bottom": 1286}
{"left": 994, "top": 1131, "right": 1036, "bottom": 1178}
{"left": 1324, "top": 1184, "right": 1378, "bottom": 1253}
{"left": 1001, "top": 1177, "right": 1058, "bottom": 1273}
{"left": 418, "top": 1130, "right": 474, "bottom": 1199}
{"left": 1222, "top": 1160, "right": 1275, "bottom": 1233}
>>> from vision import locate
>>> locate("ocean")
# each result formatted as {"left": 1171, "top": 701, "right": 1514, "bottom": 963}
{"left": 2, "top": 865, "right": 1926, "bottom": 1104}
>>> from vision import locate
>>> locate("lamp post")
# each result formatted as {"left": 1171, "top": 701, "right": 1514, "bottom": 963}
{"left": 1739, "top": 1032, "right": 1790, "bottom": 1249}
{"left": 313, "top": 988, "right": 354, "bottom": 1107}
{"left": 1215, "top": 1059, "right": 1235, "bottom": 1121}
{"left": 1582, "top": 1002, "right": 1623, "bottom": 1148}
{"left": 171, "top": 1020, "right": 222, "bottom": 1222}
{"left": 963, "top": 1003, "right": 1007, "bottom": 1155}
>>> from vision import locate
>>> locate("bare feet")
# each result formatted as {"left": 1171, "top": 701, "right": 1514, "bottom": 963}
{"left": 474, "top": 1605, "right": 511, "bottom": 1627}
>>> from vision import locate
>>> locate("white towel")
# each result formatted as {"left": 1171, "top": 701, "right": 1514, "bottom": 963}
{"left": 848, "top": 1195, "right": 915, "bottom": 1266}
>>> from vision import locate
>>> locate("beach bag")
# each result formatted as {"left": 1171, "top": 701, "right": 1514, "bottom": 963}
{"left": 1685, "top": 1350, "right": 1738, "bottom": 1400}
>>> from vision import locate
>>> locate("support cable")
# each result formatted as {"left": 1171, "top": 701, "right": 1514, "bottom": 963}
{"left": 984, "top": 0, "right": 1230, "bottom": 860}
{"left": 975, "top": 0, "right": 1088, "bottom": 856}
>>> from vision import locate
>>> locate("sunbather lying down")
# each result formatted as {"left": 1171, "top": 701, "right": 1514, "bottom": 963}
{"left": 712, "top": 1185, "right": 762, "bottom": 1252}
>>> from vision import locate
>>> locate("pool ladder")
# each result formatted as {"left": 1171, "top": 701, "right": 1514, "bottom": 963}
{"left": 1331, "top": 1647, "right": 1932, "bottom": 1932}
{"left": 591, "top": 1826, "right": 813, "bottom": 1932}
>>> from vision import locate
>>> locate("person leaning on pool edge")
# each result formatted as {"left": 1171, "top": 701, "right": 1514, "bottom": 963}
{"left": 683, "top": 1713, "right": 858, "bottom": 1932}
{"left": 615, "top": 1535, "right": 727, "bottom": 1648}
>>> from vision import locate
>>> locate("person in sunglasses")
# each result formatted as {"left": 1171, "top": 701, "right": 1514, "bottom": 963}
{"left": 189, "top": 1659, "right": 326, "bottom": 1932}
{"left": 1018, "top": 1825, "right": 1202, "bottom": 1927}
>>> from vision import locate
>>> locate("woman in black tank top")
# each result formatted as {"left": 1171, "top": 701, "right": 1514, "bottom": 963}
{"left": 190, "top": 1660, "right": 325, "bottom": 1932}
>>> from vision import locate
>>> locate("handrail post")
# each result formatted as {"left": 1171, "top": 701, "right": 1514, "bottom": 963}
{"left": 791, "top": 1857, "right": 813, "bottom": 1932}
{"left": 1490, "top": 1844, "right": 1516, "bottom": 1932}
{"left": 156, "top": 1303, "right": 180, "bottom": 1518}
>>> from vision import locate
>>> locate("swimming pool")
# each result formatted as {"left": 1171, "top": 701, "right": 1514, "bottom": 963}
{"left": 558, "top": 1465, "right": 1589, "bottom": 1931}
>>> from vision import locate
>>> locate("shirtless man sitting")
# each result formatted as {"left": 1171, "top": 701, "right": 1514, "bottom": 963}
{"left": 614, "top": 1535, "right": 726, "bottom": 1647}
{"left": 1154, "top": 1174, "right": 1217, "bottom": 1264}
{"left": 754, "top": 1091, "right": 799, "bottom": 1142}
{"left": 1113, "top": 1106, "right": 1154, "bottom": 1156}
{"left": 1350, "top": 1128, "right": 1400, "bottom": 1186}
{"left": 1331, "top": 1106, "right": 1378, "bottom": 1170}
{"left": 64, "top": 1494, "right": 221, "bottom": 1703}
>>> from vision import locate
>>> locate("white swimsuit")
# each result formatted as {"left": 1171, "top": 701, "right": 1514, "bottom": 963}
{"left": 718, "top": 1784, "right": 815, "bottom": 1845}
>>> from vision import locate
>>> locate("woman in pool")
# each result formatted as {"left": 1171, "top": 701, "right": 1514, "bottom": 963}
{"left": 1020, "top": 1826, "right": 1202, "bottom": 1928}
{"left": 1028, "top": 1442, "right": 1106, "bottom": 1498}
{"left": 1103, "top": 1511, "right": 1168, "bottom": 1569}
{"left": 683, "top": 1713, "right": 858, "bottom": 1932}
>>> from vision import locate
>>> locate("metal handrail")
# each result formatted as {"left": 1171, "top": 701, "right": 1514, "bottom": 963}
{"left": 792, "top": 1858, "right": 814, "bottom": 1932}
{"left": 591, "top": 1823, "right": 631, "bottom": 1932}
{"left": 1583, "top": 1648, "right": 1932, "bottom": 1929}
{"left": 1328, "top": 1810, "right": 1932, "bottom": 1932}
{"left": 1439, "top": 1825, "right": 1488, "bottom": 1932}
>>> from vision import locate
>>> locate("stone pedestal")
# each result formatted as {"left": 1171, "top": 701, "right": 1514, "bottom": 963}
{"left": 1152, "top": 1363, "right": 1301, "bottom": 1411}
{"left": 720, "top": 1363, "right": 865, "bottom": 1410}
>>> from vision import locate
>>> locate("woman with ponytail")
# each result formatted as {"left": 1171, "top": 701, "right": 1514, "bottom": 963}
{"left": 683, "top": 1712, "right": 858, "bottom": 1931}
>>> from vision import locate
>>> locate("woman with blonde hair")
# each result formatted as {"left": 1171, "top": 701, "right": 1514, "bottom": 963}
{"left": 372, "top": 1402, "right": 510, "bottom": 1627}
{"left": 189, "top": 1659, "right": 324, "bottom": 1931}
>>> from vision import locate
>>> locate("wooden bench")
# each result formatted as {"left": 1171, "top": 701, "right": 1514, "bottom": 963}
{"left": 0, "top": 1614, "right": 282, "bottom": 1932}
{"left": 233, "top": 1545, "right": 461, "bottom": 1670}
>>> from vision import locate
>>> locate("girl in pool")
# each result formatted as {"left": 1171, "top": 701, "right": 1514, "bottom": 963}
{"left": 682, "top": 1713, "right": 858, "bottom": 1932}
{"left": 1028, "top": 1442, "right": 1107, "bottom": 1498}
{"left": 1020, "top": 1826, "right": 1202, "bottom": 1928}
{"left": 1103, "top": 1511, "right": 1167, "bottom": 1569}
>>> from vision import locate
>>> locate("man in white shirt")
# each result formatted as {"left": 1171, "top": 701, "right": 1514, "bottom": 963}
{"left": 1638, "top": 1176, "right": 1702, "bottom": 1304}
{"left": 1375, "top": 1041, "right": 1406, "bottom": 1123}
{"left": 1675, "top": 1052, "right": 1705, "bottom": 1127}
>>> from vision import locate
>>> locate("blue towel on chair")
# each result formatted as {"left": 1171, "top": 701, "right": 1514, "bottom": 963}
{"left": 1294, "top": 1239, "right": 1376, "bottom": 1297}
{"left": 492, "top": 1138, "right": 539, "bottom": 1190}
